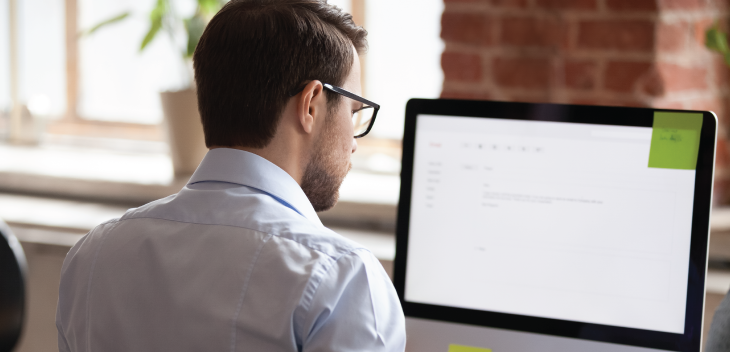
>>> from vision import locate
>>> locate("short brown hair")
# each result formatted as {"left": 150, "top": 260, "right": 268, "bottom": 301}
{"left": 193, "top": 0, "right": 367, "bottom": 148}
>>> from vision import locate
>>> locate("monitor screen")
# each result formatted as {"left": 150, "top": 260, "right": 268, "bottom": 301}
{"left": 404, "top": 114, "right": 699, "bottom": 334}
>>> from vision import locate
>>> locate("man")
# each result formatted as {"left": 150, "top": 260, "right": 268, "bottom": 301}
{"left": 55, "top": 1, "right": 406, "bottom": 351}
{"left": 706, "top": 290, "right": 730, "bottom": 352}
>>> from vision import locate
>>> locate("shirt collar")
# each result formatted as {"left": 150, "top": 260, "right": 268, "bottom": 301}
{"left": 188, "top": 148, "right": 323, "bottom": 226}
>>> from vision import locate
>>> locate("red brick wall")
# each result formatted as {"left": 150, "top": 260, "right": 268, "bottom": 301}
{"left": 440, "top": 0, "right": 730, "bottom": 203}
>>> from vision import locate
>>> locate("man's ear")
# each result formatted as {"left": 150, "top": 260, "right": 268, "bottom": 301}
{"left": 296, "top": 80, "right": 325, "bottom": 135}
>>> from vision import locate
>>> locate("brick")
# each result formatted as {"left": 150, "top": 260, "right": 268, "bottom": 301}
{"left": 564, "top": 60, "right": 597, "bottom": 89}
{"left": 657, "top": 62, "right": 708, "bottom": 92}
{"left": 441, "top": 12, "right": 493, "bottom": 46}
{"left": 658, "top": 0, "right": 705, "bottom": 9}
{"left": 609, "top": 99, "right": 647, "bottom": 108}
{"left": 494, "top": 57, "right": 551, "bottom": 89}
{"left": 714, "top": 179, "right": 730, "bottom": 203}
{"left": 713, "top": 56, "right": 730, "bottom": 87}
{"left": 653, "top": 100, "right": 686, "bottom": 109}
{"left": 606, "top": 0, "right": 657, "bottom": 11}
{"left": 657, "top": 22, "right": 688, "bottom": 53}
{"left": 685, "top": 98, "right": 724, "bottom": 115}
{"left": 578, "top": 20, "right": 655, "bottom": 52}
{"left": 716, "top": 173, "right": 730, "bottom": 199}
{"left": 708, "top": 0, "right": 730, "bottom": 10}
{"left": 604, "top": 61, "right": 652, "bottom": 92}
{"left": 442, "top": 52, "right": 483, "bottom": 82}
{"left": 500, "top": 17, "right": 569, "bottom": 49}
{"left": 714, "top": 132, "right": 730, "bottom": 189}
{"left": 716, "top": 136, "right": 730, "bottom": 173}
{"left": 535, "top": 0, "right": 597, "bottom": 10}
{"left": 487, "top": 0, "right": 529, "bottom": 7}
{"left": 694, "top": 18, "right": 715, "bottom": 47}
{"left": 569, "top": 98, "right": 604, "bottom": 106}
{"left": 570, "top": 98, "right": 646, "bottom": 108}
{"left": 506, "top": 93, "right": 550, "bottom": 103}
{"left": 441, "top": 90, "right": 493, "bottom": 100}
{"left": 640, "top": 69, "right": 665, "bottom": 96}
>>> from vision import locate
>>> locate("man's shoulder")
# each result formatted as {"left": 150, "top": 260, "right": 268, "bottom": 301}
{"left": 112, "top": 189, "right": 365, "bottom": 260}
{"left": 61, "top": 190, "right": 372, "bottom": 295}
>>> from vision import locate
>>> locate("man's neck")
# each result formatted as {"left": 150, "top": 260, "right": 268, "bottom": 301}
{"left": 210, "top": 136, "right": 309, "bottom": 185}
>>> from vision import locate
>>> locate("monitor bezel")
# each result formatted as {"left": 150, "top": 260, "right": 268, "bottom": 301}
{"left": 393, "top": 99, "right": 717, "bottom": 352}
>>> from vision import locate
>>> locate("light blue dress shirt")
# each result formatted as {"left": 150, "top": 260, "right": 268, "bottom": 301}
{"left": 56, "top": 148, "right": 406, "bottom": 352}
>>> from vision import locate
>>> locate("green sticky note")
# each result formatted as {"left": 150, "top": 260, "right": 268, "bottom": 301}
{"left": 648, "top": 112, "right": 703, "bottom": 170}
{"left": 448, "top": 344, "right": 492, "bottom": 352}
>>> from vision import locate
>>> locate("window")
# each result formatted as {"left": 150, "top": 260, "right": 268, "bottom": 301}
{"left": 2, "top": 0, "right": 443, "bottom": 141}
{"left": 0, "top": 1, "right": 9, "bottom": 119}
{"left": 364, "top": 0, "right": 443, "bottom": 139}
{"left": 77, "top": 0, "right": 193, "bottom": 124}
{"left": 0, "top": 0, "right": 66, "bottom": 124}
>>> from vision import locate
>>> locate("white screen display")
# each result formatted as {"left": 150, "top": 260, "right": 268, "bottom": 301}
{"left": 404, "top": 115, "right": 696, "bottom": 334}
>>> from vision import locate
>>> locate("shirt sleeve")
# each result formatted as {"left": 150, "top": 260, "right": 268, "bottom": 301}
{"left": 57, "top": 325, "right": 71, "bottom": 352}
{"left": 300, "top": 248, "right": 406, "bottom": 352}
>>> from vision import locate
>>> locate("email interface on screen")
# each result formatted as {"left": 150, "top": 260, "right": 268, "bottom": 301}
{"left": 404, "top": 114, "right": 702, "bottom": 334}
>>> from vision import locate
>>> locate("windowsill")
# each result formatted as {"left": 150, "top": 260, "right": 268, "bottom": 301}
{"left": 0, "top": 139, "right": 400, "bottom": 230}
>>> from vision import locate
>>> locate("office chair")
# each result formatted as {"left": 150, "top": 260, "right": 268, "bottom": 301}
{"left": 0, "top": 219, "right": 27, "bottom": 352}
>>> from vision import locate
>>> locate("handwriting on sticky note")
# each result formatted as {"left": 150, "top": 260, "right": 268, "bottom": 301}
{"left": 658, "top": 128, "right": 683, "bottom": 142}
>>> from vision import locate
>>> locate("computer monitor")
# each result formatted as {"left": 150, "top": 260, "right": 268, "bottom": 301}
{"left": 394, "top": 99, "right": 717, "bottom": 352}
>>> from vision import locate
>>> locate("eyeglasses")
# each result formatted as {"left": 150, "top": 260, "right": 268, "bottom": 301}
{"left": 289, "top": 82, "right": 380, "bottom": 138}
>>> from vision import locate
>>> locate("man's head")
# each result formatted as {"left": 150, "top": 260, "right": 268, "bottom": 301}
{"left": 194, "top": 0, "right": 368, "bottom": 211}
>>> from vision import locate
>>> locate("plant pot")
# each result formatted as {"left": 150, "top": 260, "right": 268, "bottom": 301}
{"left": 159, "top": 88, "right": 208, "bottom": 176}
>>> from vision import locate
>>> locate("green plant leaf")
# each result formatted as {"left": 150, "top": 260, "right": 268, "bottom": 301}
{"left": 81, "top": 12, "right": 130, "bottom": 37}
{"left": 706, "top": 26, "right": 729, "bottom": 52}
{"left": 184, "top": 14, "right": 207, "bottom": 58}
{"left": 140, "top": 0, "right": 167, "bottom": 51}
{"left": 140, "top": 18, "right": 162, "bottom": 51}
{"left": 705, "top": 24, "right": 730, "bottom": 67}
{"left": 197, "top": 0, "right": 223, "bottom": 16}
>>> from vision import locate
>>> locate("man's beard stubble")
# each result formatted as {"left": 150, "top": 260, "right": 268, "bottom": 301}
{"left": 300, "top": 116, "right": 352, "bottom": 212}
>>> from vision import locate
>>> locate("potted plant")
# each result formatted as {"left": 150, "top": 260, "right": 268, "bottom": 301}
{"left": 86, "top": 0, "right": 224, "bottom": 176}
